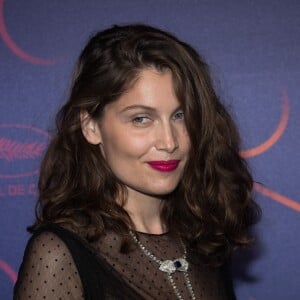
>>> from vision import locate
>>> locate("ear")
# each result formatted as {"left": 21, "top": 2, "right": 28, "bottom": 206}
{"left": 80, "top": 111, "right": 102, "bottom": 145}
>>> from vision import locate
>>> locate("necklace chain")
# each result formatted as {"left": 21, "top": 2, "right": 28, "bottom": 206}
{"left": 129, "top": 230, "right": 196, "bottom": 300}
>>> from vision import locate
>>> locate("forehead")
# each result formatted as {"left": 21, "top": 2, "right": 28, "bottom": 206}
{"left": 104, "top": 68, "right": 180, "bottom": 112}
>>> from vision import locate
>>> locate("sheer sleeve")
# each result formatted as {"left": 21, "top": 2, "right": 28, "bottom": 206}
{"left": 14, "top": 231, "right": 84, "bottom": 300}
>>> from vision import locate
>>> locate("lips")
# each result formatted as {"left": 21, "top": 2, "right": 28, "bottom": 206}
{"left": 147, "top": 160, "right": 180, "bottom": 172}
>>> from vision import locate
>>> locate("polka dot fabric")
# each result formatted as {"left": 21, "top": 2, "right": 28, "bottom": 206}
{"left": 14, "top": 225, "right": 235, "bottom": 299}
{"left": 14, "top": 231, "right": 84, "bottom": 299}
{"left": 92, "top": 230, "right": 230, "bottom": 300}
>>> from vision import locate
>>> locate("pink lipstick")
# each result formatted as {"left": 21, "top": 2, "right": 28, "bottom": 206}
{"left": 147, "top": 160, "right": 180, "bottom": 172}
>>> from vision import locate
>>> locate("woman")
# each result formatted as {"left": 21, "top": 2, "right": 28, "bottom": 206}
{"left": 14, "top": 24, "right": 260, "bottom": 299}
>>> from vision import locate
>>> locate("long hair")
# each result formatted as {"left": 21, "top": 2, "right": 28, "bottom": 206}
{"left": 31, "top": 24, "right": 260, "bottom": 265}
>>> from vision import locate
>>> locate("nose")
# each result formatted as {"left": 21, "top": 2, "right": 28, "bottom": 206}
{"left": 155, "top": 122, "right": 178, "bottom": 153}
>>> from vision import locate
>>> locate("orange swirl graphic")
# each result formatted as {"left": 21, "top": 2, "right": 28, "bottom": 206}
{"left": 0, "top": 0, "right": 64, "bottom": 65}
{"left": 254, "top": 183, "right": 300, "bottom": 212}
{"left": 240, "top": 89, "right": 289, "bottom": 158}
{"left": 0, "top": 259, "right": 17, "bottom": 283}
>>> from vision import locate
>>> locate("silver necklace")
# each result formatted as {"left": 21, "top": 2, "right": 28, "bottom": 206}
{"left": 129, "top": 230, "right": 196, "bottom": 300}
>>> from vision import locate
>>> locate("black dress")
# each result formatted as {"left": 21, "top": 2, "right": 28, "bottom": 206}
{"left": 14, "top": 224, "right": 236, "bottom": 299}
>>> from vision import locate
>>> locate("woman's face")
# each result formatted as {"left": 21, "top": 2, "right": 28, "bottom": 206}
{"left": 84, "top": 68, "right": 190, "bottom": 199}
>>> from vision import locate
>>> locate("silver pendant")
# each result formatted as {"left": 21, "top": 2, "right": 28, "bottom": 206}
{"left": 159, "top": 258, "right": 189, "bottom": 274}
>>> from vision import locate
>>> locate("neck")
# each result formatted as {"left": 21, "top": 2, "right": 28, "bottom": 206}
{"left": 123, "top": 188, "right": 167, "bottom": 234}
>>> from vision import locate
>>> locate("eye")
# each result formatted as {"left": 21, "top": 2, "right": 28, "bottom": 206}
{"left": 132, "top": 116, "right": 151, "bottom": 125}
{"left": 173, "top": 110, "right": 184, "bottom": 120}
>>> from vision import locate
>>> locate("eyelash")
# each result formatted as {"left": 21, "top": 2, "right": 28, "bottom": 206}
{"left": 173, "top": 111, "right": 184, "bottom": 120}
{"left": 131, "top": 111, "right": 184, "bottom": 125}
{"left": 132, "top": 116, "right": 150, "bottom": 124}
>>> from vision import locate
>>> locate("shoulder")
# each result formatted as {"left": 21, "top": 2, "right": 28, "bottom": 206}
{"left": 25, "top": 223, "right": 105, "bottom": 278}
{"left": 26, "top": 223, "right": 94, "bottom": 262}
{"left": 22, "top": 227, "right": 79, "bottom": 274}
{"left": 14, "top": 226, "right": 85, "bottom": 299}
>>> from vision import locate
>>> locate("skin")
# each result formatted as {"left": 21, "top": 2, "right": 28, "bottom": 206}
{"left": 82, "top": 68, "right": 190, "bottom": 233}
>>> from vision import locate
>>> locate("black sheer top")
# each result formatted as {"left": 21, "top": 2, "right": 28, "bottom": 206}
{"left": 14, "top": 224, "right": 236, "bottom": 299}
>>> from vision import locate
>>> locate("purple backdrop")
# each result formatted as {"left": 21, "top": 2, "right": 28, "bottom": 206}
{"left": 0, "top": 0, "right": 299, "bottom": 299}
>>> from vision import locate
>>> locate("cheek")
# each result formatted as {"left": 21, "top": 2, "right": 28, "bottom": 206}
{"left": 179, "top": 128, "right": 191, "bottom": 151}
{"left": 185, "top": 135, "right": 191, "bottom": 151}
{"left": 101, "top": 129, "right": 151, "bottom": 161}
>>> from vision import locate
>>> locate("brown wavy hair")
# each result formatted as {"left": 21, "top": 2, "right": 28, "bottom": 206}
{"left": 31, "top": 24, "right": 260, "bottom": 266}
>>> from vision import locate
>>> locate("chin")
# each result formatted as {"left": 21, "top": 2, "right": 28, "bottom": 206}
{"left": 146, "top": 184, "right": 179, "bottom": 196}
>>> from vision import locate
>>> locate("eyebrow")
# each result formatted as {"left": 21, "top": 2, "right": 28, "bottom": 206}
{"left": 119, "top": 105, "right": 156, "bottom": 113}
{"left": 119, "top": 104, "right": 182, "bottom": 114}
